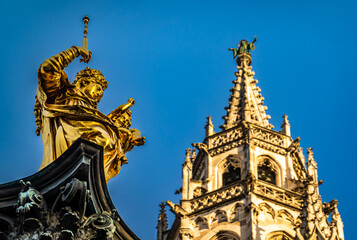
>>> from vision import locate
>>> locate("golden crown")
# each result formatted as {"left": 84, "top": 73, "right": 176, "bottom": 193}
{"left": 74, "top": 66, "right": 108, "bottom": 90}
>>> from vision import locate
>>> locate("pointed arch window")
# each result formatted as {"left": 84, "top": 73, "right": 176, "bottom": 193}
{"left": 258, "top": 159, "right": 277, "bottom": 185}
{"left": 218, "top": 155, "right": 242, "bottom": 188}
{"left": 223, "top": 165, "right": 241, "bottom": 186}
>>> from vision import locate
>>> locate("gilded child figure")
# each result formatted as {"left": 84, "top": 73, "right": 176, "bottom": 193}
{"left": 34, "top": 46, "right": 145, "bottom": 181}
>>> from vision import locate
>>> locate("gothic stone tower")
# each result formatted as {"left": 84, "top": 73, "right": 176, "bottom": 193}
{"left": 156, "top": 41, "right": 344, "bottom": 240}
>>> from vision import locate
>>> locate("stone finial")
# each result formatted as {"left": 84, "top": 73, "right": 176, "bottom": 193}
{"left": 306, "top": 147, "right": 318, "bottom": 184}
{"left": 185, "top": 149, "right": 191, "bottom": 163}
{"left": 205, "top": 115, "right": 215, "bottom": 137}
{"left": 191, "top": 149, "right": 197, "bottom": 161}
{"left": 307, "top": 147, "right": 317, "bottom": 168}
{"left": 157, "top": 202, "right": 168, "bottom": 231}
{"left": 307, "top": 147, "right": 314, "bottom": 160}
{"left": 157, "top": 202, "right": 168, "bottom": 240}
{"left": 281, "top": 114, "right": 291, "bottom": 136}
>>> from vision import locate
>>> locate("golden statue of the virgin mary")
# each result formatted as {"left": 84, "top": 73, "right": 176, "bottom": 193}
{"left": 34, "top": 45, "right": 145, "bottom": 181}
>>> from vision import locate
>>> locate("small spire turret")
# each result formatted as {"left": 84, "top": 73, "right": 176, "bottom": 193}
{"left": 205, "top": 115, "right": 215, "bottom": 137}
{"left": 281, "top": 114, "right": 291, "bottom": 136}
{"left": 191, "top": 149, "right": 197, "bottom": 161}
{"left": 157, "top": 202, "right": 168, "bottom": 240}
{"left": 182, "top": 149, "right": 193, "bottom": 200}
{"left": 307, "top": 148, "right": 318, "bottom": 185}
{"left": 184, "top": 148, "right": 192, "bottom": 164}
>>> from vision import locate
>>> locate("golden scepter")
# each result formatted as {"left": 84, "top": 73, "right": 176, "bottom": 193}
{"left": 82, "top": 15, "right": 89, "bottom": 50}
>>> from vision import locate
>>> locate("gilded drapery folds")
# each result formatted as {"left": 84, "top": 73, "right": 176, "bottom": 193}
{"left": 34, "top": 46, "right": 145, "bottom": 181}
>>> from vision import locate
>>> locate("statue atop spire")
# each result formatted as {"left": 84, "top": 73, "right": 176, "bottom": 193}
{"left": 222, "top": 36, "right": 272, "bottom": 130}
{"left": 34, "top": 16, "right": 145, "bottom": 182}
{"left": 228, "top": 36, "right": 257, "bottom": 66}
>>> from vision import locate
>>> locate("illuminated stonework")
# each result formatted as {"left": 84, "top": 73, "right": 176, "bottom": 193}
{"left": 157, "top": 40, "right": 344, "bottom": 240}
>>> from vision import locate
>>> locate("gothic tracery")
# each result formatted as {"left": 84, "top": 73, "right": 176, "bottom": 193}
{"left": 157, "top": 40, "right": 344, "bottom": 240}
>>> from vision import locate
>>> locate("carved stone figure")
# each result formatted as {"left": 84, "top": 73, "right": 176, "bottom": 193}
{"left": 166, "top": 201, "right": 188, "bottom": 217}
{"left": 16, "top": 180, "right": 47, "bottom": 234}
{"left": 34, "top": 46, "right": 145, "bottom": 181}
{"left": 192, "top": 142, "right": 209, "bottom": 155}
{"left": 9, "top": 180, "right": 116, "bottom": 240}
{"left": 228, "top": 36, "right": 257, "bottom": 66}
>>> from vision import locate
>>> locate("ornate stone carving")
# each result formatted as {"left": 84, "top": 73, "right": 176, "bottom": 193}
{"left": 251, "top": 139, "right": 286, "bottom": 155}
{"left": 2, "top": 180, "right": 116, "bottom": 240}
{"left": 16, "top": 180, "right": 47, "bottom": 234}
{"left": 286, "top": 137, "right": 300, "bottom": 153}
{"left": 251, "top": 127, "right": 285, "bottom": 147}
{"left": 166, "top": 201, "right": 188, "bottom": 217}
{"left": 228, "top": 203, "right": 244, "bottom": 222}
{"left": 258, "top": 202, "right": 275, "bottom": 219}
{"left": 210, "top": 127, "right": 244, "bottom": 149}
{"left": 79, "top": 212, "right": 116, "bottom": 239}
{"left": 322, "top": 199, "right": 338, "bottom": 216}
{"left": 213, "top": 210, "right": 228, "bottom": 223}
{"left": 193, "top": 187, "right": 207, "bottom": 198}
{"left": 253, "top": 181, "right": 303, "bottom": 209}
{"left": 192, "top": 143, "right": 209, "bottom": 156}
{"left": 291, "top": 153, "right": 306, "bottom": 181}
{"left": 194, "top": 217, "right": 208, "bottom": 230}
{"left": 276, "top": 209, "right": 295, "bottom": 225}
{"left": 189, "top": 182, "right": 244, "bottom": 212}
{"left": 222, "top": 156, "right": 241, "bottom": 171}
{"left": 295, "top": 149, "right": 344, "bottom": 240}
{"left": 245, "top": 170, "right": 257, "bottom": 192}
{"left": 257, "top": 158, "right": 278, "bottom": 172}
{"left": 209, "top": 124, "right": 290, "bottom": 157}
{"left": 159, "top": 41, "right": 345, "bottom": 240}
{"left": 179, "top": 228, "right": 194, "bottom": 240}
{"left": 209, "top": 139, "right": 245, "bottom": 157}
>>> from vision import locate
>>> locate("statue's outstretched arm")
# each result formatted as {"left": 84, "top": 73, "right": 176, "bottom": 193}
{"left": 228, "top": 48, "right": 238, "bottom": 59}
{"left": 252, "top": 35, "right": 257, "bottom": 43}
{"left": 108, "top": 98, "right": 135, "bottom": 121}
{"left": 249, "top": 36, "right": 257, "bottom": 51}
{"left": 38, "top": 46, "right": 91, "bottom": 101}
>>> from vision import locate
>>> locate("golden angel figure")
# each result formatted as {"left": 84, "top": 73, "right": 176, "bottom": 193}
{"left": 34, "top": 46, "right": 145, "bottom": 181}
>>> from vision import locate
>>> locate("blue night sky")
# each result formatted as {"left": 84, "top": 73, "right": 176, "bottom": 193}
{"left": 0, "top": 0, "right": 356, "bottom": 239}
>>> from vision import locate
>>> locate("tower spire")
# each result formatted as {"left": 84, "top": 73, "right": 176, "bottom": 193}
{"left": 159, "top": 38, "right": 345, "bottom": 240}
{"left": 156, "top": 202, "right": 168, "bottom": 240}
{"left": 222, "top": 37, "right": 272, "bottom": 130}
{"left": 281, "top": 114, "right": 291, "bottom": 136}
{"left": 205, "top": 115, "right": 215, "bottom": 137}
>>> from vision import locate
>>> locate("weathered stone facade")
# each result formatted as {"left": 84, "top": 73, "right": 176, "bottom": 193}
{"left": 157, "top": 50, "right": 344, "bottom": 240}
